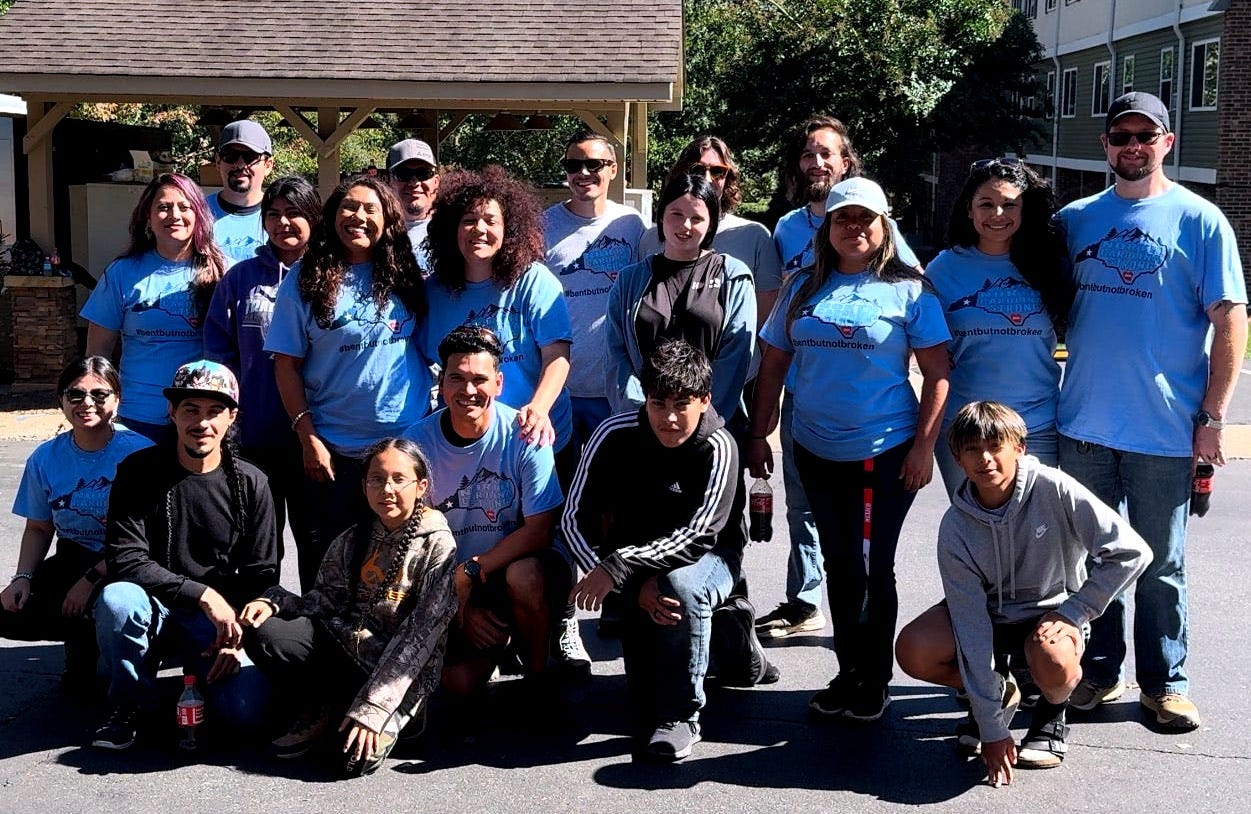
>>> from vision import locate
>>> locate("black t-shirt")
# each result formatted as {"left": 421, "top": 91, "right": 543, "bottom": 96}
{"left": 105, "top": 445, "right": 278, "bottom": 609}
{"left": 635, "top": 253, "right": 727, "bottom": 363}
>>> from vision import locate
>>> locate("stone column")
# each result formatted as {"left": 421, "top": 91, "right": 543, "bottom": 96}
{"left": 4, "top": 275, "right": 77, "bottom": 389}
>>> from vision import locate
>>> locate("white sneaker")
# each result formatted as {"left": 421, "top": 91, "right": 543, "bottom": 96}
{"left": 553, "top": 616, "right": 591, "bottom": 676}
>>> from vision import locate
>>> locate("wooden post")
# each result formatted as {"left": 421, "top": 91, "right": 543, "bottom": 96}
{"left": 630, "top": 102, "right": 649, "bottom": 190}
{"left": 605, "top": 106, "right": 628, "bottom": 204}
{"left": 24, "top": 99, "right": 56, "bottom": 254}
{"left": 317, "top": 108, "right": 339, "bottom": 200}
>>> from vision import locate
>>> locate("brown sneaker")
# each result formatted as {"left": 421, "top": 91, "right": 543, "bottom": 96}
{"left": 1140, "top": 692, "right": 1201, "bottom": 731}
{"left": 270, "top": 705, "right": 330, "bottom": 759}
{"left": 1067, "top": 678, "right": 1126, "bottom": 711}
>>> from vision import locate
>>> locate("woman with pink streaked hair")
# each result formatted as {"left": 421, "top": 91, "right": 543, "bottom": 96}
{"left": 83, "top": 173, "right": 228, "bottom": 441}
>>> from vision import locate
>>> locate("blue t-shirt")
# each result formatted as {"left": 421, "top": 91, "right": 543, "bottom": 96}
{"left": 543, "top": 201, "right": 646, "bottom": 399}
{"left": 404, "top": 403, "right": 563, "bottom": 562}
{"left": 1056, "top": 183, "right": 1247, "bottom": 457}
{"left": 207, "top": 192, "right": 265, "bottom": 266}
{"left": 80, "top": 251, "right": 205, "bottom": 426}
{"left": 760, "top": 270, "right": 950, "bottom": 461}
{"left": 927, "top": 247, "right": 1059, "bottom": 431}
{"left": 12, "top": 428, "right": 154, "bottom": 553}
{"left": 773, "top": 205, "right": 921, "bottom": 278}
{"left": 422, "top": 263, "right": 574, "bottom": 449}
{"left": 264, "top": 260, "right": 433, "bottom": 457}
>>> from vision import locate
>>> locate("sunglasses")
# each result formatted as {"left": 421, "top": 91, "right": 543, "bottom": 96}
{"left": 392, "top": 165, "right": 438, "bottom": 183}
{"left": 688, "top": 163, "right": 730, "bottom": 181}
{"left": 1106, "top": 130, "right": 1165, "bottom": 147}
{"left": 562, "top": 158, "right": 615, "bottom": 174}
{"left": 218, "top": 148, "right": 265, "bottom": 166}
{"left": 64, "top": 388, "right": 114, "bottom": 405}
{"left": 970, "top": 156, "right": 1024, "bottom": 171}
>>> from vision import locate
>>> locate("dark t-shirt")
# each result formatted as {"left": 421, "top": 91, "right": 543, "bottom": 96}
{"left": 634, "top": 253, "right": 727, "bottom": 363}
{"left": 105, "top": 444, "right": 279, "bottom": 609}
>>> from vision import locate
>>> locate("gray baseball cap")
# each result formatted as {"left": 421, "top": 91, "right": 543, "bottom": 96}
{"left": 387, "top": 138, "right": 436, "bottom": 171}
{"left": 218, "top": 120, "right": 272, "bottom": 155}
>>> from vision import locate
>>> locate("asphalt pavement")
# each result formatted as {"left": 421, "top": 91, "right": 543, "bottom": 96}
{"left": 2, "top": 373, "right": 1251, "bottom": 812}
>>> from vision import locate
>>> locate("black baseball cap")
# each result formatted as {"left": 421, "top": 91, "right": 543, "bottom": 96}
{"left": 1106, "top": 92, "right": 1171, "bottom": 133}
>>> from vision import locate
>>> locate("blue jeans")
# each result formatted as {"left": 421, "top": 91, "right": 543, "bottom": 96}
{"left": 1058, "top": 435, "right": 1191, "bottom": 695}
{"left": 935, "top": 425, "right": 1059, "bottom": 500}
{"left": 621, "top": 544, "right": 738, "bottom": 727}
{"left": 94, "top": 582, "right": 270, "bottom": 728}
{"left": 781, "top": 391, "right": 824, "bottom": 611}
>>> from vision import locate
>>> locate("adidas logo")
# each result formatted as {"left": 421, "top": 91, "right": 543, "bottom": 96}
{"left": 668, "top": 482, "right": 683, "bottom": 494}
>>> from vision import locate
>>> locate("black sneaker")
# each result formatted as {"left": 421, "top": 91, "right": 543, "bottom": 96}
{"left": 92, "top": 703, "right": 138, "bottom": 750}
{"left": 755, "top": 601, "right": 826, "bottom": 639}
{"left": 270, "top": 704, "right": 330, "bottom": 759}
{"left": 711, "top": 596, "right": 777, "bottom": 687}
{"left": 1017, "top": 708, "right": 1068, "bottom": 769}
{"left": 840, "top": 684, "right": 891, "bottom": 722}
{"left": 808, "top": 673, "right": 860, "bottom": 719}
{"left": 643, "top": 720, "right": 701, "bottom": 762}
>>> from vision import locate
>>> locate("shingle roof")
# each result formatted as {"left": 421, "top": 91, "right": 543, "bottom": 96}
{"left": 0, "top": 0, "right": 681, "bottom": 92}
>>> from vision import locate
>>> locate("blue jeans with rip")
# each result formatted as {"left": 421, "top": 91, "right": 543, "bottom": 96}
{"left": 94, "top": 581, "right": 270, "bottom": 728}
{"left": 781, "top": 391, "right": 824, "bottom": 611}
{"left": 621, "top": 543, "right": 739, "bottom": 728}
{"left": 1058, "top": 435, "right": 1191, "bottom": 696}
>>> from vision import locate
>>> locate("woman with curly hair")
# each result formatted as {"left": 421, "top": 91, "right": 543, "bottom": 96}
{"left": 266, "top": 176, "right": 431, "bottom": 588}
{"left": 83, "top": 173, "right": 229, "bottom": 441}
{"left": 926, "top": 158, "right": 1072, "bottom": 497}
{"left": 421, "top": 165, "right": 573, "bottom": 468}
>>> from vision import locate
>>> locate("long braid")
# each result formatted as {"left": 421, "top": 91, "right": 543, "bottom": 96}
{"left": 221, "top": 435, "right": 250, "bottom": 541}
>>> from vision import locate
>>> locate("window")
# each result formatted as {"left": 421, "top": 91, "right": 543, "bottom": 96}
{"left": 1045, "top": 71, "right": 1056, "bottom": 118}
{"left": 1190, "top": 38, "right": 1219, "bottom": 110}
{"left": 1045, "top": 0, "right": 1056, "bottom": 12}
{"left": 1092, "top": 61, "right": 1111, "bottom": 116}
{"left": 1159, "top": 46, "right": 1175, "bottom": 109}
{"left": 1122, "top": 55, "right": 1135, "bottom": 95}
{"left": 1061, "top": 68, "right": 1078, "bottom": 118}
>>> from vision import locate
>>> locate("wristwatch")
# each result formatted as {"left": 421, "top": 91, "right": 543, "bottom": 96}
{"left": 83, "top": 568, "right": 104, "bottom": 585}
{"left": 462, "top": 558, "right": 483, "bottom": 584}
{"left": 1196, "top": 410, "right": 1224, "bottom": 430}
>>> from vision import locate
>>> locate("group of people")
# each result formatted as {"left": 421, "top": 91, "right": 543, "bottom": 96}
{"left": 2, "top": 90, "right": 1245, "bottom": 784}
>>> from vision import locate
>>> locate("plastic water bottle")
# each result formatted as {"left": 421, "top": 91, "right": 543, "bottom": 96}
{"left": 176, "top": 674, "right": 204, "bottom": 751}
{"left": 1190, "top": 463, "right": 1214, "bottom": 517}
{"left": 749, "top": 478, "right": 774, "bottom": 542}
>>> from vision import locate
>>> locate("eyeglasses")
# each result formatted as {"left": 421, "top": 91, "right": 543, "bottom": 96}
{"left": 1106, "top": 130, "right": 1165, "bottom": 147}
{"left": 562, "top": 158, "right": 615, "bottom": 174}
{"left": 688, "top": 163, "right": 729, "bottom": 181}
{"left": 218, "top": 148, "right": 265, "bottom": 166}
{"left": 392, "top": 165, "right": 438, "bottom": 183}
{"left": 365, "top": 475, "right": 419, "bottom": 491}
{"left": 970, "top": 157, "right": 1023, "bottom": 171}
{"left": 64, "top": 388, "right": 114, "bottom": 405}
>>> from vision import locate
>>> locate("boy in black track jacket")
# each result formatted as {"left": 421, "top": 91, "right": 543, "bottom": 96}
{"left": 564, "top": 339, "right": 745, "bottom": 762}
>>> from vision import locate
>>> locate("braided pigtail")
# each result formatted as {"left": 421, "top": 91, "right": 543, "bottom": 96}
{"left": 221, "top": 434, "right": 250, "bottom": 541}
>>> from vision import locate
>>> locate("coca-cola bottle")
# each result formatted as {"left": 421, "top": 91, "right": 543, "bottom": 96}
{"left": 176, "top": 674, "right": 204, "bottom": 751}
{"left": 1190, "top": 463, "right": 1214, "bottom": 517}
{"left": 749, "top": 478, "right": 774, "bottom": 542}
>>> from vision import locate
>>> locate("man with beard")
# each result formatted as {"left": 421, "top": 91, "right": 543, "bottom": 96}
{"left": 208, "top": 120, "right": 275, "bottom": 265}
{"left": 386, "top": 138, "right": 440, "bottom": 272}
{"left": 1055, "top": 92, "right": 1246, "bottom": 731}
{"left": 754, "top": 117, "right": 923, "bottom": 641}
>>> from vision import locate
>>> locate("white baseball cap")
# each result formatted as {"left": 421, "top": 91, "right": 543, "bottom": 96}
{"left": 824, "top": 177, "right": 891, "bottom": 217}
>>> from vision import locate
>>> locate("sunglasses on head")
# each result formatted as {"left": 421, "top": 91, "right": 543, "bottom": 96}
{"left": 562, "top": 158, "right": 615, "bottom": 174}
{"left": 392, "top": 165, "right": 437, "bottom": 183}
{"left": 218, "top": 148, "right": 264, "bottom": 166}
{"left": 1105, "top": 130, "right": 1165, "bottom": 147}
{"left": 688, "top": 163, "right": 729, "bottom": 181}
{"left": 970, "top": 156, "right": 1024, "bottom": 171}
{"left": 64, "top": 388, "right": 114, "bottom": 405}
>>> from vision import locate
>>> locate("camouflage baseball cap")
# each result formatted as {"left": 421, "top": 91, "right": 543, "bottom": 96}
{"left": 163, "top": 360, "right": 240, "bottom": 408}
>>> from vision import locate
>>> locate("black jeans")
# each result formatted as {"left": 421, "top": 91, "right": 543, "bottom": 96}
{"left": 0, "top": 539, "right": 100, "bottom": 676}
{"left": 245, "top": 616, "right": 367, "bottom": 717}
{"left": 793, "top": 439, "right": 917, "bottom": 689}
{"left": 293, "top": 451, "right": 370, "bottom": 592}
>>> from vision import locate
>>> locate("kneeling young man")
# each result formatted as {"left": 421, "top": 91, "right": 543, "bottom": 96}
{"left": 405, "top": 326, "right": 566, "bottom": 702}
{"left": 93, "top": 361, "right": 278, "bottom": 749}
{"left": 564, "top": 340, "right": 747, "bottom": 762}
{"left": 896, "top": 401, "right": 1150, "bottom": 786}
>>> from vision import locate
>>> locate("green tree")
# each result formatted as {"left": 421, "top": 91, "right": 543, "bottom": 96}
{"left": 654, "top": 0, "right": 1046, "bottom": 221}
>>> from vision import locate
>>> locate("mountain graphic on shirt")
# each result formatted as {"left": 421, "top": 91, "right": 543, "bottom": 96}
{"left": 797, "top": 293, "right": 881, "bottom": 339}
{"left": 463, "top": 305, "right": 522, "bottom": 350}
{"left": 50, "top": 475, "right": 113, "bottom": 522}
{"left": 131, "top": 287, "right": 200, "bottom": 327}
{"left": 436, "top": 468, "right": 517, "bottom": 522}
{"left": 327, "top": 300, "right": 414, "bottom": 333}
{"left": 1075, "top": 227, "right": 1168, "bottom": 285}
{"left": 947, "top": 277, "right": 1044, "bottom": 325}
{"left": 785, "top": 239, "right": 814, "bottom": 273}
{"left": 558, "top": 234, "right": 632, "bottom": 280}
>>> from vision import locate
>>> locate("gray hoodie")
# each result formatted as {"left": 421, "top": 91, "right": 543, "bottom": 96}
{"left": 938, "top": 454, "right": 1151, "bottom": 742}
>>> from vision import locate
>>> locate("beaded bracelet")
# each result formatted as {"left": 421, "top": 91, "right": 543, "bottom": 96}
{"left": 290, "top": 409, "right": 313, "bottom": 432}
